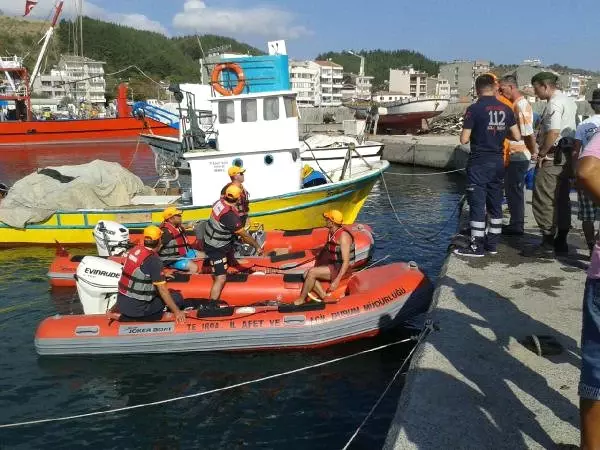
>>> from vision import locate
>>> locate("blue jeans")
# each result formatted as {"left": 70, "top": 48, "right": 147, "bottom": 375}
{"left": 168, "top": 249, "right": 200, "bottom": 271}
{"left": 504, "top": 159, "right": 530, "bottom": 232}
{"left": 580, "top": 278, "right": 600, "bottom": 400}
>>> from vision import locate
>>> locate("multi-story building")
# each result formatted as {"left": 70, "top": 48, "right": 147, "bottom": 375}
{"left": 389, "top": 67, "right": 429, "bottom": 98}
{"left": 372, "top": 91, "right": 410, "bottom": 103}
{"left": 339, "top": 73, "right": 374, "bottom": 101}
{"left": 438, "top": 60, "right": 490, "bottom": 102}
{"left": 289, "top": 60, "right": 321, "bottom": 107}
{"left": 560, "top": 73, "right": 584, "bottom": 99}
{"left": 435, "top": 78, "right": 451, "bottom": 98}
{"left": 315, "top": 60, "right": 343, "bottom": 107}
{"left": 32, "top": 55, "right": 106, "bottom": 104}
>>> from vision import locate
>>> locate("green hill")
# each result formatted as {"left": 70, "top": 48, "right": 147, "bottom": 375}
{"left": 0, "top": 15, "right": 263, "bottom": 100}
{"left": 316, "top": 49, "right": 440, "bottom": 90}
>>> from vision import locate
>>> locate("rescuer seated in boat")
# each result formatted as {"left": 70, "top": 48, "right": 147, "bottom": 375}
{"left": 302, "top": 164, "right": 327, "bottom": 188}
{"left": 204, "top": 185, "right": 263, "bottom": 300}
{"left": 117, "top": 225, "right": 187, "bottom": 323}
{"left": 221, "top": 166, "right": 250, "bottom": 227}
{"left": 158, "top": 206, "right": 203, "bottom": 273}
{"left": 293, "top": 210, "right": 355, "bottom": 305}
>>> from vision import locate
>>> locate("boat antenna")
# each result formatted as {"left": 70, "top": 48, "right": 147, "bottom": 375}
{"left": 196, "top": 35, "right": 206, "bottom": 84}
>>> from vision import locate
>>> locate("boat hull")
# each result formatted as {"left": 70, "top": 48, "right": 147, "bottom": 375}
{"left": 378, "top": 98, "right": 449, "bottom": 132}
{"left": 35, "top": 263, "right": 433, "bottom": 355}
{"left": 300, "top": 143, "right": 384, "bottom": 173}
{"left": 0, "top": 162, "right": 388, "bottom": 246}
{"left": 0, "top": 117, "right": 178, "bottom": 146}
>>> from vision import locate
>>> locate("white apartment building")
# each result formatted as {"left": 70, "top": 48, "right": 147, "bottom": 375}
{"left": 315, "top": 60, "right": 343, "bottom": 107}
{"left": 289, "top": 60, "right": 321, "bottom": 107}
{"left": 32, "top": 55, "right": 106, "bottom": 104}
{"left": 436, "top": 78, "right": 451, "bottom": 98}
{"left": 389, "top": 67, "right": 429, "bottom": 98}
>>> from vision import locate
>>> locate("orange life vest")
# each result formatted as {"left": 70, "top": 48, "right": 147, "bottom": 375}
{"left": 204, "top": 199, "right": 241, "bottom": 249}
{"left": 159, "top": 221, "right": 189, "bottom": 258}
{"left": 118, "top": 245, "right": 156, "bottom": 302}
{"left": 326, "top": 227, "right": 356, "bottom": 265}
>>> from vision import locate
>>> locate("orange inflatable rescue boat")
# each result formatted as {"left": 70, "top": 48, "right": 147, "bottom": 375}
{"left": 47, "top": 222, "right": 374, "bottom": 287}
{"left": 35, "top": 263, "right": 433, "bottom": 355}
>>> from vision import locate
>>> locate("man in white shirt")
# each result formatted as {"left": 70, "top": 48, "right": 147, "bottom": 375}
{"left": 575, "top": 89, "right": 600, "bottom": 255}
{"left": 499, "top": 75, "right": 537, "bottom": 235}
{"left": 528, "top": 72, "right": 577, "bottom": 256}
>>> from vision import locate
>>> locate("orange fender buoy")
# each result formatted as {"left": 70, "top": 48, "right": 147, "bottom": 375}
{"left": 211, "top": 63, "right": 246, "bottom": 96}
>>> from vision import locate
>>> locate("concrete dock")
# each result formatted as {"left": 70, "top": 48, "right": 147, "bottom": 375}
{"left": 381, "top": 135, "right": 469, "bottom": 170}
{"left": 384, "top": 190, "right": 585, "bottom": 449}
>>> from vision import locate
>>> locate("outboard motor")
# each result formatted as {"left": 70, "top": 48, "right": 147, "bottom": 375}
{"left": 76, "top": 256, "right": 122, "bottom": 315}
{"left": 93, "top": 220, "right": 130, "bottom": 257}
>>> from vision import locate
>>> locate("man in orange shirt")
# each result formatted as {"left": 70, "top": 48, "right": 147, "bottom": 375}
{"left": 499, "top": 75, "right": 537, "bottom": 235}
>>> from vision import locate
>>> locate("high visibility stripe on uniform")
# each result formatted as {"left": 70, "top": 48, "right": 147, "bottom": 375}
{"left": 489, "top": 218, "right": 503, "bottom": 225}
{"left": 471, "top": 229, "right": 486, "bottom": 237}
{"left": 488, "top": 227, "right": 502, "bottom": 234}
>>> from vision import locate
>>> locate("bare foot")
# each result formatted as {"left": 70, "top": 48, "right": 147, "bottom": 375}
{"left": 293, "top": 299, "right": 305, "bottom": 306}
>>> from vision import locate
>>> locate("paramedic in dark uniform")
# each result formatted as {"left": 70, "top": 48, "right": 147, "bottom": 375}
{"left": 455, "top": 74, "right": 521, "bottom": 257}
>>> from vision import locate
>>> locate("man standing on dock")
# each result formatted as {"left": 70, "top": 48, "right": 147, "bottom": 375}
{"left": 574, "top": 89, "right": 600, "bottom": 257}
{"left": 455, "top": 74, "right": 520, "bottom": 257}
{"left": 499, "top": 75, "right": 537, "bottom": 235}
{"left": 528, "top": 72, "right": 577, "bottom": 256}
{"left": 575, "top": 132, "right": 600, "bottom": 450}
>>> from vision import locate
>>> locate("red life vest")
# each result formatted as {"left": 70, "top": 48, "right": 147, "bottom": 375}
{"left": 222, "top": 182, "right": 250, "bottom": 215}
{"left": 204, "top": 199, "right": 241, "bottom": 249}
{"left": 118, "top": 245, "right": 157, "bottom": 302}
{"left": 326, "top": 227, "right": 356, "bottom": 265}
{"left": 159, "top": 221, "right": 189, "bottom": 258}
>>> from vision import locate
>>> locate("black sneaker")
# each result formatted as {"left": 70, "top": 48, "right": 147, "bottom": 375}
{"left": 454, "top": 243, "right": 485, "bottom": 257}
{"left": 554, "top": 239, "right": 569, "bottom": 255}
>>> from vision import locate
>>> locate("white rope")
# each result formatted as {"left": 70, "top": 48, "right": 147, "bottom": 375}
{"left": 358, "top": 254, "right": 390, "bottom": 271}
{"left": 0, "top": 338, "right": 412, "bottom": 429}
{"left": 384, "top": 168, "right": 465, "bottom": 176}
{"left": 341, "top": 325, "right": 433, "bottom": 450}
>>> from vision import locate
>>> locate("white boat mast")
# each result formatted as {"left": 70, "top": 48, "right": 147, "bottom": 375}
{"left": 29, "top": 1, "right": 64, "bottom": 90}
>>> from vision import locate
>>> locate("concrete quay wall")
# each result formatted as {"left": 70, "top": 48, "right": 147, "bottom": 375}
{"left": 384, "top": 190, "right": 584, "bottom": 449}
{"left": 381, "top": 135, "right": 469, "bottom": 170}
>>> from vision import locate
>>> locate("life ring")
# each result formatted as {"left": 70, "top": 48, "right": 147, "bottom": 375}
{"left": 211, "top": 63, "right": 246, "bottom": 96}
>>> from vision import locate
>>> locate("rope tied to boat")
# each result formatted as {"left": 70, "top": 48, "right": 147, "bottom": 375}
{"left": 0, "top": 337, "right": 416, "bottom": 430}
{"left": 379, "top": 173, "right": 466, "bottom": 244}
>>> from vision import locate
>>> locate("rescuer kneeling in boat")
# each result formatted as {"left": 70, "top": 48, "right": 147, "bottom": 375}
{"left": 301, "top": 164, "right": 327, "bottom": 188}
{"left": 117, "top": 225, "right": 187, "bottom": 323}
{"left": 293, "top": 209, "right": 354, "bottom": 305}
{"left": 159, "top": 206, "right": 202, "bottom": 273}
{"left": 204, "top": 185, "right": 263, "bottom": 300}
{"left": 221, "top": 166, "right": 250, "bottom": 227}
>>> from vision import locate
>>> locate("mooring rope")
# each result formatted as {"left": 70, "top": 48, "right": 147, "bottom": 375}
{"left": 0, "top": 338, "right": 414, "bottom": 429}
{"left": 341, "top": 322, "right": 434, "bottom": 450}
{"left": 384, "top": 168, "right": 465, "bottom": 176}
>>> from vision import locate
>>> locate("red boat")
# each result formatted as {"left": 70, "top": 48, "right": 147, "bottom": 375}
{"left": 0, "top": 1, "right": 178, "bottom": 146}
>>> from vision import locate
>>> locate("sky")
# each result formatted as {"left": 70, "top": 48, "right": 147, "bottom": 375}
{"left": 1, "top": 0, "right": 599, "bottom": 71}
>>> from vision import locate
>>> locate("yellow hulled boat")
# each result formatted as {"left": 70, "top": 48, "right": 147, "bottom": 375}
{"left": 0, "top": 162, "right": 388, "bottom": 246}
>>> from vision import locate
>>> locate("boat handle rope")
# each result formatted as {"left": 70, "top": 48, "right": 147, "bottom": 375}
{"left": 384, "top": 168, "right": 465, "bottom": 176}
{"left": 0, "top": 333, "right": 426, "bottom": 430}
{"left": 379, "top": 172, "right": 466, "bottom": 244}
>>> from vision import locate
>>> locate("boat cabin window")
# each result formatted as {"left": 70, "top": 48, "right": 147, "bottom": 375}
{"left": 241, "top": 99, "right": 257, "bottom": 122}
{"left": 263, "top": 97, "right": 279, "bottom": 121}
{"left": 218, "top": 101, "right": 235, "bottom": 124}
{"left": 284, "top": 96, "right": 298, "bottom": 118}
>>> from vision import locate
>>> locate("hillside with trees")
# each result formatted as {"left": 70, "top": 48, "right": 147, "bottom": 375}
{"left": 0, "top": 15, "right": 263, "bottom": 100}
{"left": 316, "top": 49, "right": 440, "bottom": 91}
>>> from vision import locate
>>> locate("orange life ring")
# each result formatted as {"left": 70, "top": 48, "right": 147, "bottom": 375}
{"left": 211, "top": 63, "right": 246, "bottom": 96}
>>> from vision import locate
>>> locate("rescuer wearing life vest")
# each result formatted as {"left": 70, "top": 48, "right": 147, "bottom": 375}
{"left": 302, "top": 164, "right": 328, "bottom": 188}
{"left": 117, "top": 225, "right": 187, "bottom": 323}
{"left": 159, "top": 206, "right": 201, "bottom": 273}
{"left": 293, "top": 209, "right": 355, "bottom": 305}
{"left": 221, "top": 166, "right": 250, "bottom": 227}
{"left": 204, "top": 185, "right": 263, "bottom": 300}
